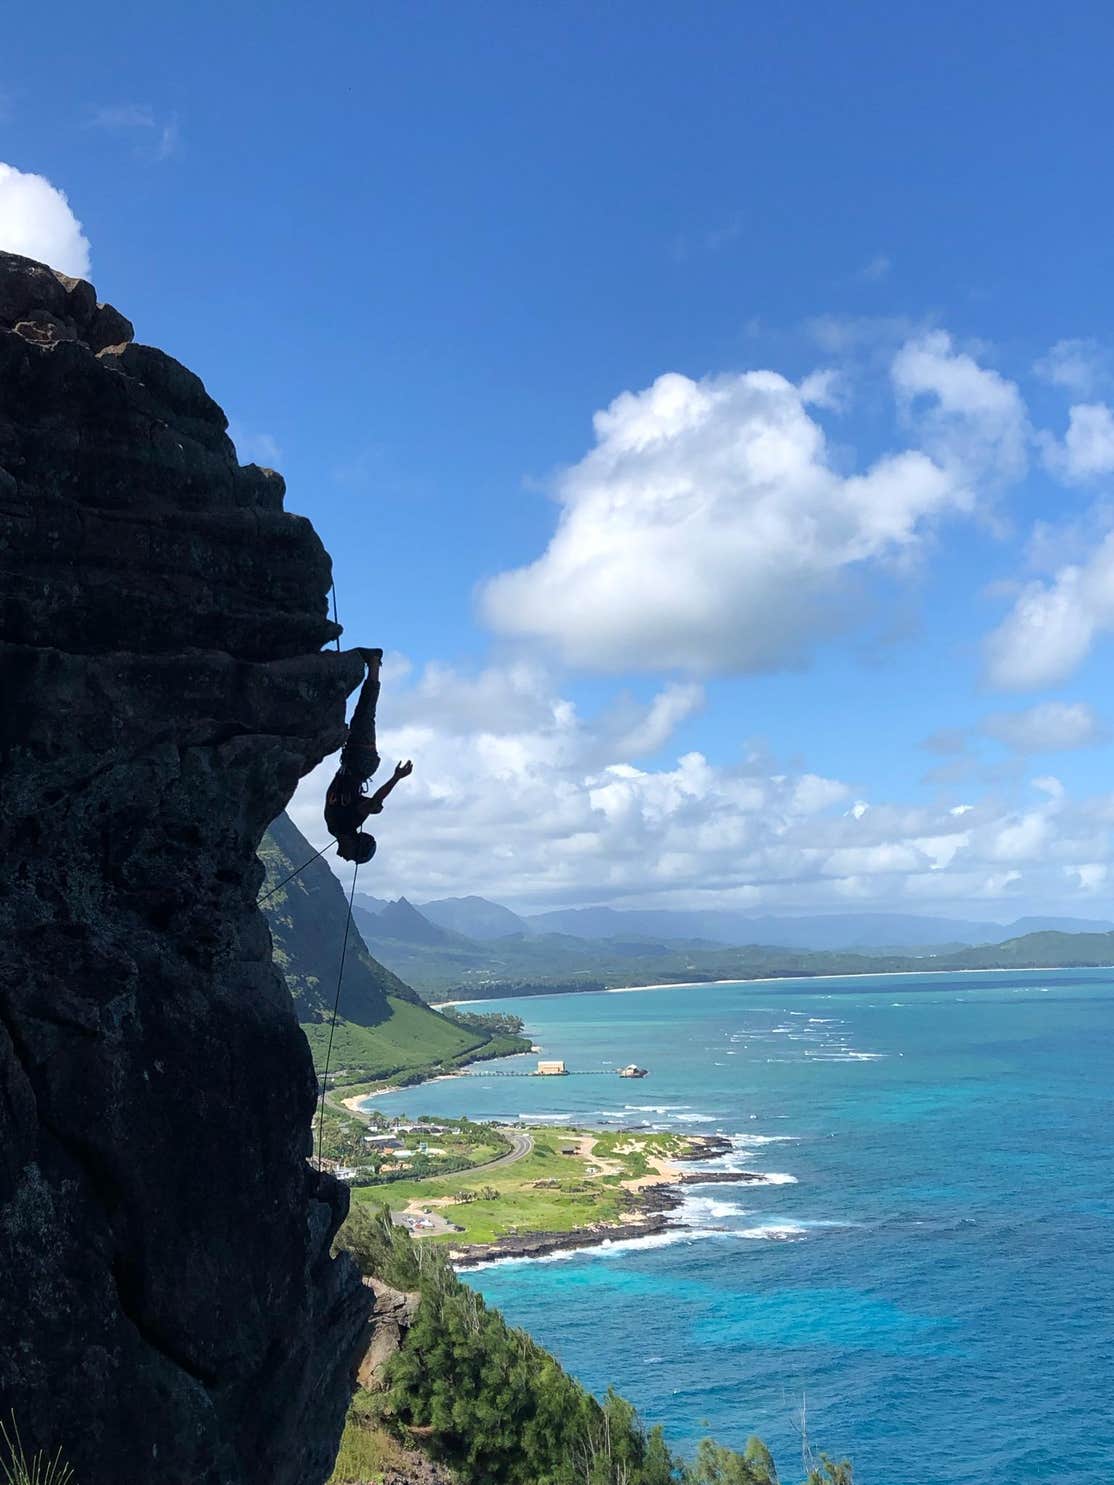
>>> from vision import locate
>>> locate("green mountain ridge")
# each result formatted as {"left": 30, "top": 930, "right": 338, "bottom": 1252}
{"left": 353, "top": 893, "right": 1114, "bottom": 1000}
{"left": 260, "top": 813, "right": 513, "bottom": 1082}
{"left": 938, "top": 928, "right": 1114, "bottom": 969}
{"left": 261, "top": 812, "right": 420, "bottom": 1022}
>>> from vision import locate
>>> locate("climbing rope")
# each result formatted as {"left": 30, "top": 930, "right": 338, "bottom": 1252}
{"left": 315, "top": 858, "right": 360, "bottom": 1164}
{"left": 256, "top": 839, "right": 337, "bottom": 906}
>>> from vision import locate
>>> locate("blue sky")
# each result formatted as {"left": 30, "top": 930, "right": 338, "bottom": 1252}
{"left": 5, "top": 2, "right": 1114, "bottom": 917}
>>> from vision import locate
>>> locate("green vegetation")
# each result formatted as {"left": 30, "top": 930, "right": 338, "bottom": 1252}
{"left": 435, "top": 977, "right": 608, "bottom": 1002}
{"left": 316, "top": 1109, "right": 510, "bottom": 1185}
{"left": 334, "top": 1207, "right": 850, "bottom": 1485}
{"left": 261, "top": 813, "right": 419, "bottom": 1024}
{"left": 348, "top": 887, "right": 1114, "bottom": 1004}
{"left": 328, "top": 1399, "right": 430, "bottom": 1485}
{"left": 301, "top": 996, "right": 488, "bottom": 1084}
{"left": 937, "top": 928, "right": 1114, "bottom": 969}
{"left": 439, "top": 1007, "right": 526, "bottom": 1037}
{"left": 0, "top": 1420, "right": 73, "bottom": 1485}
{"left": 260, "top": 812, "right": 530, "bottom": 1083}
{"left": 391, "top": 929, "right": 1114, "bottom": 1004}
{"left": 353, "top": 1127, "right": 694, "bottom": 1247}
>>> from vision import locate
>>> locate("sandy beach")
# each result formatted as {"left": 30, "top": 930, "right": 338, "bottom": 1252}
{"left": 431, "top": 962, "right": 1107, "bottom": 1012}
{"left": 605, "top": 964, "right": 1105, "bottom": 994}
{"left": 340, "top": 1070, "right": 466, "bottom": 1112}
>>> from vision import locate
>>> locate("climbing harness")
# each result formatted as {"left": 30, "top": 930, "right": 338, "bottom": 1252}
{"left": 315, "top": 859, "right": 360, "bottom": 1164}
{"left": 255, "top": 839, "right": 337, "bottom": 906}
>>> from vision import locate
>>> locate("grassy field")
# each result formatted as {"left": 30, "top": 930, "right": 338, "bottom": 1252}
{"left": 329, "top": 1397, "right": 440, "bottom": 1485}
{"left": 301, "top": 995, "right": 489, "bottom": 1082}
{"left": 352, "top": 1127, "right": 694, "bottom": 1245}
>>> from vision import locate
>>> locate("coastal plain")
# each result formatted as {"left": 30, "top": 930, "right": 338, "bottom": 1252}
{"left": 351, "top": 1126, "right": 740, "bottom": 1258}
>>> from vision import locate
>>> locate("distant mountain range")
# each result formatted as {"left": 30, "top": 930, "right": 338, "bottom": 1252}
{"left": 400, "top": 894, "right": 1114, "bottom": 951}
{"left": 419, "top": 895, "right": 531, "bottom": 940}
{"left": 347, "top": 889, "right": 1114, "bottom": 1000}
{"left": 522, "top": 906, "right": 1114, "bottom": 950}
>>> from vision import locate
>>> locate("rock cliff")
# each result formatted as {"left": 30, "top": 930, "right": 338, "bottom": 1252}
{"left": 0, "top": 251, "right": 372, "bottom": 1484}
{"left": 356, "top": 1278, "right": 420, "bottom": 1391}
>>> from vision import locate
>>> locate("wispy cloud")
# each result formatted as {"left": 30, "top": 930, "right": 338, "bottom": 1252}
{"left": 804, "top": 313, "right": 922, "bottom": 354}
{"left": 229, "top": 426, "right": 283, "bottom": 469}
{"left": 858, "top": 252, "right": 892, "bottom": 282}
{"left": 670, "top": 215, "right": 744, "bottom": 262}
{"left": 1033, "top": 338, "right": 1108, "bottom": 397}
{"left": 89, "top": 104, "right": 180, "bottom": 162}
{"left": 982, "top": 701, "right": 1106, "bottom": 753}
{"left": 704, "top": 215, "right": 742, "bottom": 252}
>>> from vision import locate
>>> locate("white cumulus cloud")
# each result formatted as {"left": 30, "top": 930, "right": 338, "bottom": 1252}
{"left": 0, "top": 163, "right": 91, "bottom": 277}
{"left": 892, "top": 330, "right": 1029, "bottom": 484}
{"left": 985, "top": 531, "right": 1114, "bottom": 689}
{"left": 481, "top": 363, "right": 970, "bottom": 675}
{"left": 1041, "top": 402, "right": 1114, "bottom": 483}
{"left": 285, "top": 658, "right": 1114, "bottom": 917}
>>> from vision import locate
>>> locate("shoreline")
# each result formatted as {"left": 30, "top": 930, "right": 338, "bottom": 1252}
{"left": 433, "top": 962, "right": 1110, "bottom": 1008}
{"left": 340, "top": 1071, "right": 466, "bottom": 1110}
{"left": 357, "top": 964, "right": 1105, "bottom": 1110}
{"left": 448, "top": 1134, "right": 768, "bottom": 1269}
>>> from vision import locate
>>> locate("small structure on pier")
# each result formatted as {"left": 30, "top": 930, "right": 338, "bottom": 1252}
{"left": 535, "top": 1059, "right": 567, "bottom": 1076}
{"left": 618, "top": 1064, "right": 649, "bottom": 1079}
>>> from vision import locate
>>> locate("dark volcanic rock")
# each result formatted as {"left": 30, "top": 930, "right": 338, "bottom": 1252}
{"left": 0, "top": 251, "right": 372, "bottom": 1484}
{"left": 450, "top": 1211, "right": 675, "bottom": 1268}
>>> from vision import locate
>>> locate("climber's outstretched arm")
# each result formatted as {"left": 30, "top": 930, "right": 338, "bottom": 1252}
{"left": 364, "top": 760, "right": 413, "bottom": 816}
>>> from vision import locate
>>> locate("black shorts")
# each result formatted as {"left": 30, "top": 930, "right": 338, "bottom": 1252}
{"left": 324, "top": 769, "right": 365, "bottom": 839}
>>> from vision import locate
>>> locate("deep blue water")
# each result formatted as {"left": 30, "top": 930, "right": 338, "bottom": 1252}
{"left": 370, "top": 971, "right": 1114, "bottom": 1483}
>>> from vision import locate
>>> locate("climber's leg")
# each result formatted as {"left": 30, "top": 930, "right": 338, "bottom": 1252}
{"left": 339, "top": 649, "right": 382, "bottom": 783}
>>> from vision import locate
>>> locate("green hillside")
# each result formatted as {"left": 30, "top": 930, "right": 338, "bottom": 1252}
{"left": 354, "top": 891, "right": 1114, "bottom": 1002}
{"left": 298, "top": 997, "right": 495, "bottom": 1085}
{"left": 941, "top": 929, "right": 1114, "bottom": 969}
{"left": 260, "top": 812, "right": 518, "bottom": 1082}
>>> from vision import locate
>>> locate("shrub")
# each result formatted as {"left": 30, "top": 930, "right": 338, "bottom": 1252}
{"left": 0, "top": 1420, "right": 74, "bottom": 1485}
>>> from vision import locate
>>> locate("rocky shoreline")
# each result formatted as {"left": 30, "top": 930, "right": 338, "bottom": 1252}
{"left": 451, "top": 1133, "right": 766, "bottom": 1268}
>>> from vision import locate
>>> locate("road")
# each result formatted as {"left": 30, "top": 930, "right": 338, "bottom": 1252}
{"left": 468, "top": 1126, "right": 534, "bottom": 1173}
{"left": 391, "top": 1127, "right": 534, "bottom": 1236}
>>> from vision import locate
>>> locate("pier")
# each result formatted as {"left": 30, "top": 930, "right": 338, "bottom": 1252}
{"left": 457, "top": 1069, "right": 634, "bottom": 1078}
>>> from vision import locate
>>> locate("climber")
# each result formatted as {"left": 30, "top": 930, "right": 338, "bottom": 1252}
{"left": 324, "top": 648, "right": 413, "bottom": 864}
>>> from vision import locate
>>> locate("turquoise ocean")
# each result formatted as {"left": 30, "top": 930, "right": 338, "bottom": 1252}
{"left": 369, "top": 970, "right": 1114, "bottom": 1482}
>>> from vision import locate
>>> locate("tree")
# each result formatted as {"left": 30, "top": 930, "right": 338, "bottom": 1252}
{"left": 686, "top": 1437, "right": 777, "bottom": 1484}
{"left": 334, "top": 1207, "right": 848, "bottom": 1485}
{"left": 803, "top": 1459, "right": 852, "bottom": 1485}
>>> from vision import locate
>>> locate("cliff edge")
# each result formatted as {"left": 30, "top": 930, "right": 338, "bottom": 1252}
{"left": 0, "top": 251, "right": 372, "bottom": 1484}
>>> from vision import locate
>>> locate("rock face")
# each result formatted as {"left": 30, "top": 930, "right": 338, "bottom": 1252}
{"left": 356, "top": 1278, "right": 421, "bottom": 1391}
{"left": 0, "top": 252, "right": 373, "bottom": 1484}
